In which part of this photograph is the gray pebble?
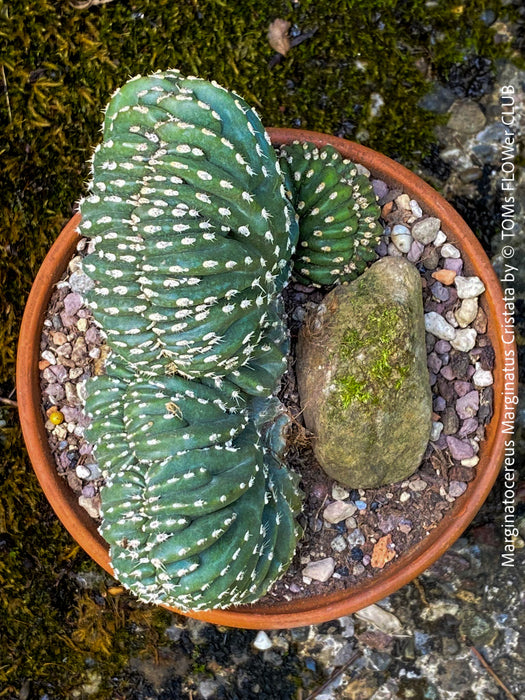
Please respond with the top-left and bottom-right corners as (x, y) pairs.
(347, 528), (365, 547)
(412, 217), (441, 244)
(330, 535), (348, 553)
(425, 312), (457, 340)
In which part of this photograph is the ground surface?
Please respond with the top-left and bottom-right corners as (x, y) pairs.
(1, 1), (524, 698)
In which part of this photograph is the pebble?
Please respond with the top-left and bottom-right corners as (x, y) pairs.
(407, 240), (424, 263)
(448, 481), (468, 498)
(431, 281), (449, 302)
(431, 421), (444, 441)
(330, 535), (348, 552)
(355, 500), (367, 510)
(411, 217), (441, 244)
(422, 245), (440, 270)
(455, 276), (485, 299)
(444, 257), (463, 274)
(63, 292), (83, 317)
(355, 604), (405, 636)
(447, 100), (487, 134)
(440, 243), (461, 258)
(446, 436), (475, 460)
(461, 455), (480, 467)
(347, 528), (365, 546)
(399, 491), (411, 503)
(456, 390), (480, 419)
(41, 350), (56, 365)
(434, 230), (447, 247)
(395, 194), (411, 210)
(409, 199), (423, 218)
(455, 297), (478, 327)
(432, 269), (456, 285)
(372, 179), (389, 199)
(427, 352), (442, 374)
(253, 631), (273, 651)
(78, 495), (101, 519)
(472, 363), (493, 387)
(302, 557), (335, 582)
(323, 500), (357, 523)
(458, 417), (478, 437)
(69, 270), (94, 294)
(332, 484), (350, 500)
(450, 328), (477, 352)
(434, 339), (451, 354)
(425, 312), (457, 340)
(408, 479), (427, 492)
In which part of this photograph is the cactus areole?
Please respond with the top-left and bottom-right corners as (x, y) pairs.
(78, 70), (381, 612)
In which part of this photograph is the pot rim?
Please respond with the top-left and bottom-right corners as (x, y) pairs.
(17, 128), (515, 629)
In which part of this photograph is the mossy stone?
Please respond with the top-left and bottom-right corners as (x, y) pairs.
(296, 257), (432, 488)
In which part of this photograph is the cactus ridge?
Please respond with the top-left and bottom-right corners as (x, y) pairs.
(279, 141), (381, 286)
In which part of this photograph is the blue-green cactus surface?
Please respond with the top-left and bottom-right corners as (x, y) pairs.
(79, 70), (381, 611)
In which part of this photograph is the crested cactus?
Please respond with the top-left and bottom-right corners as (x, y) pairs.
(79, 70), (302, 611)
(78, 70), (383, 612)
(280, 141), (381, 286)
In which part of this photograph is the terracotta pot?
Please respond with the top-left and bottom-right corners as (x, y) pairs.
(17, 129), (515, 629)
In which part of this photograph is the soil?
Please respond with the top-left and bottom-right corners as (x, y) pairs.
(39, 180), (494, 609)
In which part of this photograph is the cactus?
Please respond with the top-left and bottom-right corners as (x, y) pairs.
(78, 70), (383, 612)
(280, 141), (381, 287)
(79, 70), (302, 611)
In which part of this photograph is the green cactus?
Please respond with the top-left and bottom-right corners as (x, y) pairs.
(79, 71), (303, 611)
(78, 71), (384, 612)
(280, 141), (381, 287)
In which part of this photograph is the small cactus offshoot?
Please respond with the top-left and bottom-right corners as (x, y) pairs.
(280, 141), (381, 287)
(78, 70), (382, 612)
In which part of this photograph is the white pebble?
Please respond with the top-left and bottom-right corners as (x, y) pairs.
(41, 350), (56, 365)
(431, 421), (444, 442)
(461, 456), (480, 467)
(395, 194), (411, 210)
(472, 363), (493, 387)
(440, 243), (461, 258)
(391, 231), (413, 253)
(455, 276), (485, 299)
(424, 312), (457, 340)
(450, 328), (477, 352)
(253, 631), (273, 651)
(399, 491), (411, 503)
(408, 479), (427, 492)
(455, 298), (478, 328)
(410, 200), (423, 218)
(434, 230), (447, 247)
(76, 464), (92, 480)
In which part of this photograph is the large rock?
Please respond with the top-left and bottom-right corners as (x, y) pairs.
(296, 257), (432, 488)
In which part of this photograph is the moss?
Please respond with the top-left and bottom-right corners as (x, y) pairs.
(335, 304), (410, 407)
